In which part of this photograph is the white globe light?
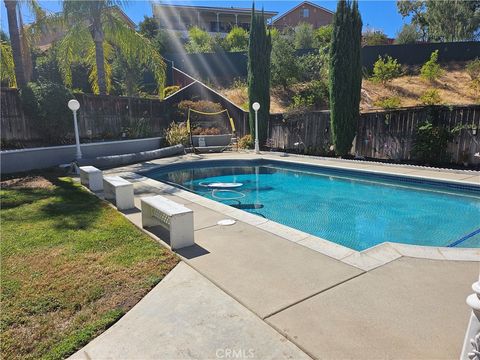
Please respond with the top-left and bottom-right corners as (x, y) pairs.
(252, 102), (260, 111)
(68, 99), (80, 111)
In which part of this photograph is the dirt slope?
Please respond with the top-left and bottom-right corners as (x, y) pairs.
(217, 63), (479, 113)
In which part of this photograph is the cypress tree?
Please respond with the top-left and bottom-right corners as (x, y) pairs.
(247, 5), (272, 145)
(329, 0), (362, 156)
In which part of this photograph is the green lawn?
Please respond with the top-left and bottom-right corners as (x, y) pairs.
(0, 176), (179, 360)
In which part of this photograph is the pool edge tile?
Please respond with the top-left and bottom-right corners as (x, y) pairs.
(257, 221), (311, 243)
(391, 243), (446, 260)
(439, 247), (480, 261)
(297, 236), (355, 260)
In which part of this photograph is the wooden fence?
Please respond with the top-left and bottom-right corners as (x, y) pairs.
(0, 80), (248, 148)
(268, 111), (331, 153)
(268, 105), (480, 165)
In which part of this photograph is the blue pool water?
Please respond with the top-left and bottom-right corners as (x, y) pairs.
(144, 160), (480, 251)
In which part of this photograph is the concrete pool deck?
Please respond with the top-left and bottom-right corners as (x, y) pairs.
(74, 152), (479, 359)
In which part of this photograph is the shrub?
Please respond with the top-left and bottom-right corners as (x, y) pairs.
(374, 96), (401, 109)
(224, 26), (249, 52)
(412, 121), (452, 164)
(20, 81), (74, 143)
(466, 58), (480, 81)
(291, 80), (328, 110)
(185, 26), (214, 53)
(163, 85), (180, 98)
(289, 94), (315, 110)
(238, 134), (253, 149)
(175, 100), (223, 120)
(191, 127), (221, 135)
(294, 22), (314, 49)
(313, 25), (333, 49)
(420, 89), (442, 105)
(371, 55), (401, 85)
(466, 58), (480, 95)
(164, 122), (189, 146)
(362, 29), (389, 46)
(420, 50), (443, 82)
(122, 117), (153, 138)
(297, 51), (328, 83)
(271, 35), (298, 87)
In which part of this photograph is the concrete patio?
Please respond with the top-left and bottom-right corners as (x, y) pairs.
(72, 152), (479, 359)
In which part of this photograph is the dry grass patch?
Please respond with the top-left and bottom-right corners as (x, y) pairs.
(217, 62), (479, 113)
(1, 176), (178, 359)
(362, 63), (479, 110)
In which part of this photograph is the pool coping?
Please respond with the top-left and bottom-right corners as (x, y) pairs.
(108, 152), (479, 270)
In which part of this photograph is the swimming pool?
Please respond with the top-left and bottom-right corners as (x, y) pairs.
(143, 159), (480, 251)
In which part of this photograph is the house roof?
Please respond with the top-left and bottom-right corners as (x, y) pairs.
(272, 1), (334, 24)
(152, 3), (278, 18)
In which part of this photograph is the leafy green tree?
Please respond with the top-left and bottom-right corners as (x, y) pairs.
(33, 45), (63, 84)
(426, 0), (480, 41)
(20, 81), (74, 143)
(1, 39), (16, 87)
(329, 0), (362, 156)
(395, 23), (421, 44)
(185, 26), (214, 53)
(371, 55), (401, 85)
(111, 50), (143, 97)
(248, 6), (272, 144)
(294, 22), (315, 49)
(313, 25), (333, 49)
(224, 26), (249, 52)
(153, 30), (182, 54)
(53, 1), (165, 96)
(397, 0), (428, 41)
(271, 34), (298, 87)
(397, 0), (480, 42)
(362, 29), (389, 46)
(139, 15), (159, 39)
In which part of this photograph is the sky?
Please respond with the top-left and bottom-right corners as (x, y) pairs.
(1, 0), (408, 38)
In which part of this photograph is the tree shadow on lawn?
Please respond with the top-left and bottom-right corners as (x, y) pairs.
(38, 177), (104, 231)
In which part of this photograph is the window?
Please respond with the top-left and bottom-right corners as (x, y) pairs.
(302, 8), (309, 18)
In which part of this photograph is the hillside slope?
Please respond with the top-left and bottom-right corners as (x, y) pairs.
(217, 63), (479, 113)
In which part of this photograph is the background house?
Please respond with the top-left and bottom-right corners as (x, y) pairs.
(273, 1), (334, 30)
(152, 3), (277, 38)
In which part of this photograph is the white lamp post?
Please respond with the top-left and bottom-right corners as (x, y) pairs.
(252, 102), (260, 154)
(68, 99), (82, 160)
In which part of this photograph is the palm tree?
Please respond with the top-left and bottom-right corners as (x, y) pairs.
(4, 0), (45, 87)
(4, 0), (25, 87)
(55, 0), (165, 96)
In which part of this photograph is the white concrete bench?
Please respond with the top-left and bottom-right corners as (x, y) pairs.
(141, 195), (194, 250)
(79, 166), (103, 191)
(103, 176), (134, 210)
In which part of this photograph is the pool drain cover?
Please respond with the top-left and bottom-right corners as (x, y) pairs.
(217, 219), (236, 226)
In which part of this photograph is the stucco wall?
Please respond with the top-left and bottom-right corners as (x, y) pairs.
(1, 137), (163, 174)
